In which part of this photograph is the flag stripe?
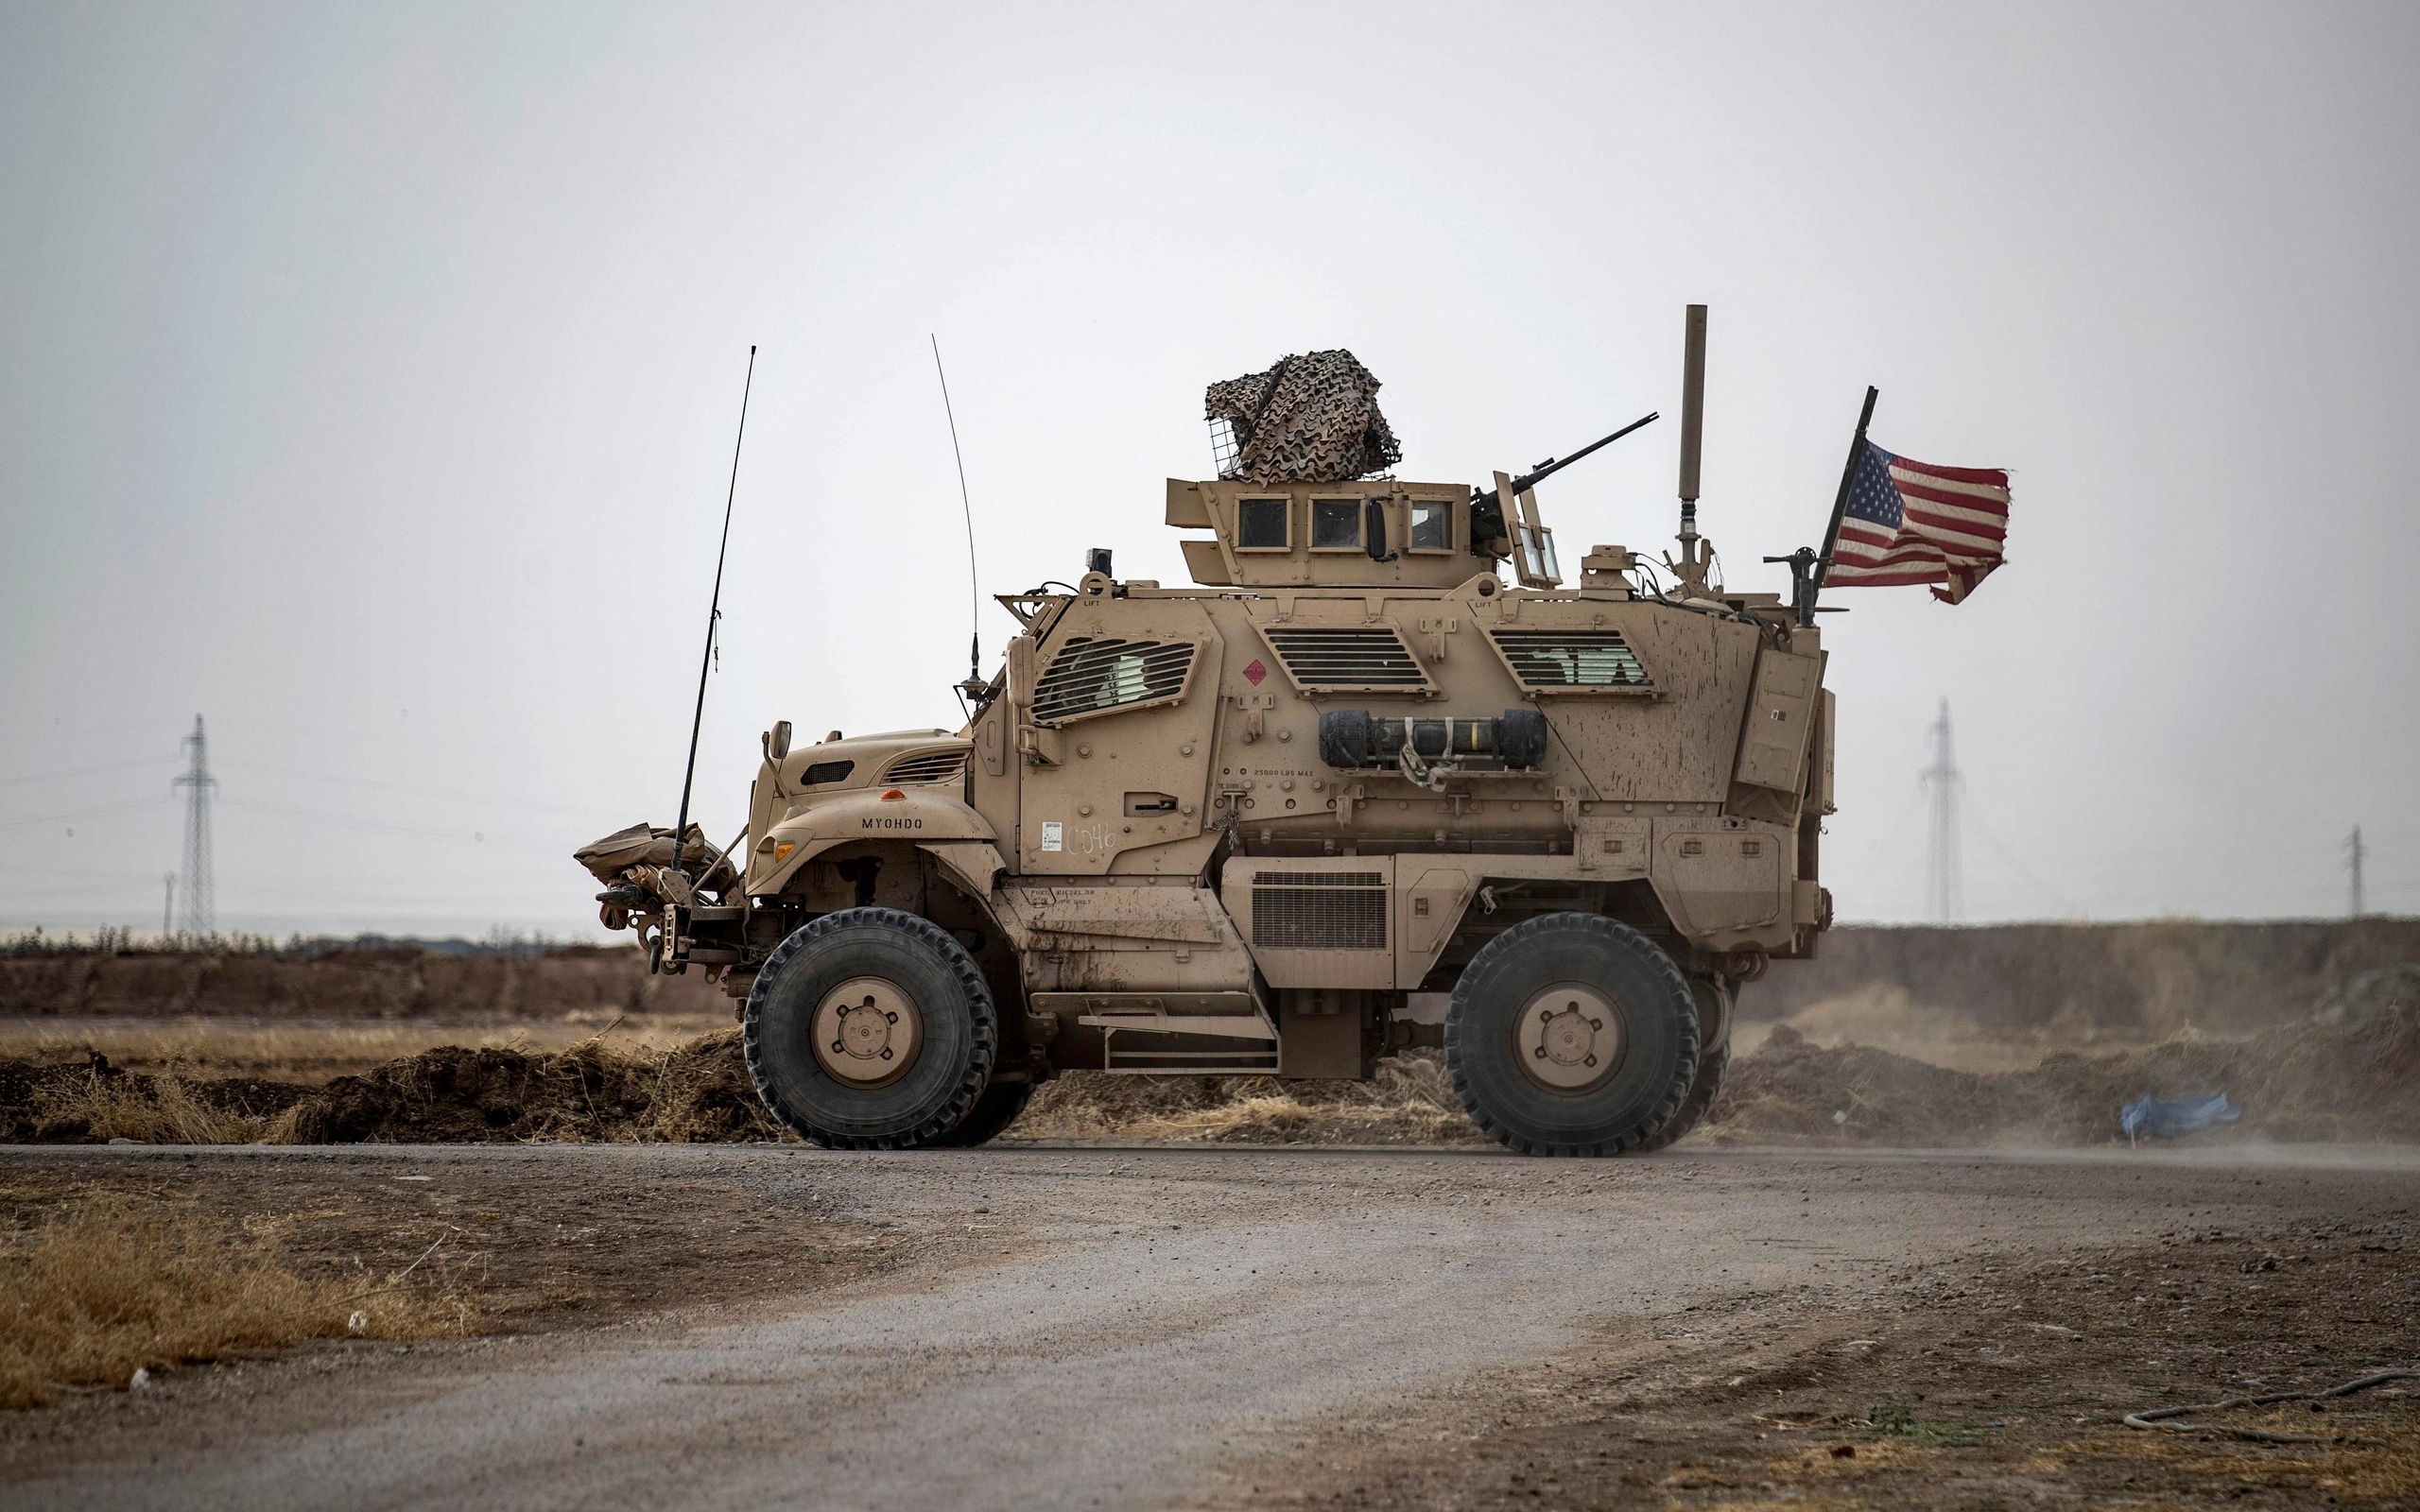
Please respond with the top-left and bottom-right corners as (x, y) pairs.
(1889, 459), (2009, 488)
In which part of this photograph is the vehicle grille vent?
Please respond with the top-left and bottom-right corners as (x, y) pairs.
(1260, 627), (1432, 693)
(882, 748), (968, 785)
(1032, 638), (1198, 725)
(1251, 870), (1387, 951)
(1488, 629), (1653, 691)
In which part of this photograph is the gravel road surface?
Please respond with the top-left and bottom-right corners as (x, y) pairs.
(6, 1143), (2415, 1510)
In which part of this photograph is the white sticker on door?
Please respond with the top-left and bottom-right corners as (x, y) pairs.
(1041, 820), (1063, 852)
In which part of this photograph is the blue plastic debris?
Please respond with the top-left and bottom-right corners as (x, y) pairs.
(2121, 1092), (2240, 1143)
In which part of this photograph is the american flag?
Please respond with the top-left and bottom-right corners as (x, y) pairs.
(1826, 440), (2010, 604)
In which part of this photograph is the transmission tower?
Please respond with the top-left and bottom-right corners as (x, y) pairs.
(2348, 825), (2366, 918)
(1921, 698), (1963, 922)
(172, 715), (217, 938)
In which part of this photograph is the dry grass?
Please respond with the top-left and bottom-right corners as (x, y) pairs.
(1013, 1051), (1488, 1145)
(29, 1066), (275, 1144)
(0, 1197), (478, 1409)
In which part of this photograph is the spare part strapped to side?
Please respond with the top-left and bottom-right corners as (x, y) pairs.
(577, 311), (1839, 1156)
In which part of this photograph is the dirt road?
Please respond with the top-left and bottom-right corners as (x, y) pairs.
(6, 1143), (2417, 1509)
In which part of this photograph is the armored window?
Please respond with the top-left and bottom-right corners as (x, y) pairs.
(1408, 500), (1452, 552)
(1310, 498), (1362, 550)
(1515, 524), (1560, 586)
(1030, 637), (1199, 725)
(1258, 624), (1435, 694)
(1236, 497), (1290, 551)
(1487, 629), (1654, 694)
(801, 760), (856, 785)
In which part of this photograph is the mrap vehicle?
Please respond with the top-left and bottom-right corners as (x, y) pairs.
(578, 316), (1836, 1156)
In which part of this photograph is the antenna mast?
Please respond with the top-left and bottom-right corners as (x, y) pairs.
(1921, 699), (1963, 923)
(930, 335), (987, 707)
(1670, 304), (1716, 597)
(671, 346), (757, 881)
(172, 714), (216, 938)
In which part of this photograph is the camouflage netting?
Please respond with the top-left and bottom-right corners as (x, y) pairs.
(1205, 350), (1401, 484)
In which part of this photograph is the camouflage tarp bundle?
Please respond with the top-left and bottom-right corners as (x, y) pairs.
(1205, 349), (1402, 483)
(574, 822), (732, 929)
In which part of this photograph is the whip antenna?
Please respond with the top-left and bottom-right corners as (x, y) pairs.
(671, 345), (757, 880)
(930, 335), (987, 708)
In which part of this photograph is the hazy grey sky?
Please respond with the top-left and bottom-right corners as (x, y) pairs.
(4, 2), (2415, 936)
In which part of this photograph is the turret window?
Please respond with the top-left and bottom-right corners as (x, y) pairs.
(1236, 497), (1290, 551)
(1310, 498), (1363, 550)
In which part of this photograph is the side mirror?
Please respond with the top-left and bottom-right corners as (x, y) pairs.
(1364, 498), (1397, 562)
(1006, 635), (1038, 713)
(766, 721), (793, 762)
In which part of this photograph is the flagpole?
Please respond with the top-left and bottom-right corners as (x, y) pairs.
(1807, 386), (1879, 618)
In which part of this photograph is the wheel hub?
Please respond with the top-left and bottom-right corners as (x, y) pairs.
(1515, 984), (1623, 1092)
(811, 976), (923, 1088)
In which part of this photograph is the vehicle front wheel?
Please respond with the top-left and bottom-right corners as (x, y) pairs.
(742, 907), (996, 1150)
(1444, 911), (1699, 1157)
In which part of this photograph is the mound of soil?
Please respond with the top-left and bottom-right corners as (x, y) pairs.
(283, 1032), (784, 1143)
(0, 946), (726, 1022)
(1708, 1001), (2420, 1146)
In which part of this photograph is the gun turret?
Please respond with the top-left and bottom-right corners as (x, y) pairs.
(1467, 411), (1659, 556)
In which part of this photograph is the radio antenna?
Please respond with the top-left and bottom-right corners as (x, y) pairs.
(670, 344), (757, 882)
(930, 335), (987, 709)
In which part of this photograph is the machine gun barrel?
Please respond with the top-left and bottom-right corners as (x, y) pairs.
(1471, 411), (1659, 506)
(1468, 411), (1658, 557)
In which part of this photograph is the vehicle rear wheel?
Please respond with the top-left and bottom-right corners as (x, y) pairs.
(927, 1080), (1033, 1147)
(1444, 911), (1699, 1157)
(1634, 1040), (1730, 1152)
(742, 907), (995, 1150)
(1637, 975), (1732, 1152)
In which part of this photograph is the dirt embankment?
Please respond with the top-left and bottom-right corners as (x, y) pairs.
(8, 1003), (2420, 1149)
(0, 946), (725, 1022)
(1746, 918), (2420, 1037)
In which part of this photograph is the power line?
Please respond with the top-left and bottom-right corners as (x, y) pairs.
(0, 753), (180, 788)
(0, 796), (179, 833)
(212, 758), (608, 816)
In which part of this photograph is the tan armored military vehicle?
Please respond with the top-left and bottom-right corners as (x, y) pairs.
(579, 314), (1836, 1155)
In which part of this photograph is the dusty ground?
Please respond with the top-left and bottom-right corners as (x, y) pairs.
(0, 1143), (2413, 1509)
(1202, 1199), (2420, 1509)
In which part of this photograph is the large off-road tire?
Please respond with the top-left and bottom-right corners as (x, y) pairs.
(1444, 912), (1700, 1157)
(1634, 1041), (1731, 1152)
(742, 908), (996, 1150)
(927, 1080), (1033, 1148)
(1636, 977), (1733, 1153)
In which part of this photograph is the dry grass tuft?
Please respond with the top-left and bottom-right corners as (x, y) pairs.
(32, 1066), (272, 1144)
(0, 1198), (477, 1409)
(1014, 1051), (1488, 1145)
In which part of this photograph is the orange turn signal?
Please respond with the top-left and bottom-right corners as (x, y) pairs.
(880, 789), (906, 801)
